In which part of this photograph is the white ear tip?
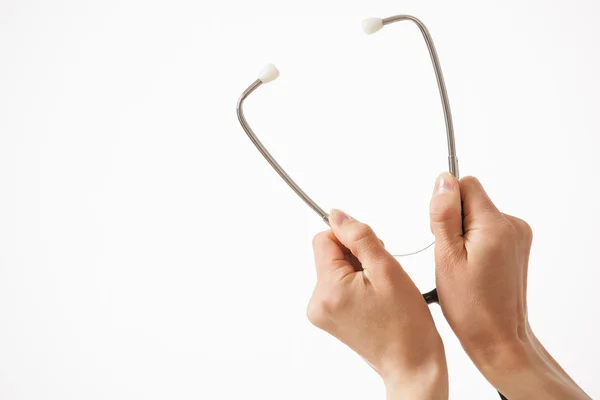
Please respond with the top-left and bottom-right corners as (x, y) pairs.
(362, 17), (383, 35)
(258, 64), (280, 84)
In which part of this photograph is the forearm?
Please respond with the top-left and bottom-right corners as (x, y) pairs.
(529, 333), (591, 399)
(471, 336), (590, 400)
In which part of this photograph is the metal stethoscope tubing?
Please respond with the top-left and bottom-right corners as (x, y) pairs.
(237, 15), (459, 305)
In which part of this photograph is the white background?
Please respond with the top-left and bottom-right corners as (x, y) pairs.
(1, 0), (599, 399)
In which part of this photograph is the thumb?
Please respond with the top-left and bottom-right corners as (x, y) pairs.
(429, 172), (465, 260)
(328, 209), (387, 266)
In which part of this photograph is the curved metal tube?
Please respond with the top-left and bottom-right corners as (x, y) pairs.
(237, 79), (330, 224)
(382, 14), (459, 178)
(236, 15), (459, 306)
(374, 15), (460, 305)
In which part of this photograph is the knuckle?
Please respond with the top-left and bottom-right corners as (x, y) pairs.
(430, 199), (458, 223)
(320, 288), (347, 315)
(516, 219), (533, 243)
(522, 223), (533, 244)
(306, 285), (347, 328)
(496, 216), (517, 237)
(502, 214), (533, 244)
(348, 224), (381, 257)
(459, 176), (482, 190)
(306, 297), (326, 328)
(376, 257), (403, 280)
(347, 223), (374, 245)
(312, 231), (329, 250)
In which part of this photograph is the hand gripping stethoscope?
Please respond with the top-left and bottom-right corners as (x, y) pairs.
(237, 15), (507, 400)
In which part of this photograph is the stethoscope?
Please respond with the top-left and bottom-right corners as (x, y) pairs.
(237, 14), (505, 400)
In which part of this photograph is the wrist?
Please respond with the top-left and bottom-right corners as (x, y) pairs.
(382, 352), (448, 400)
(471, 336), (589, 400)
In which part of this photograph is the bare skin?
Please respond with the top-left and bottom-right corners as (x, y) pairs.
(430, 173), (591, 400)
(307, 173), (591, 399)
(308, 209), (448, 400)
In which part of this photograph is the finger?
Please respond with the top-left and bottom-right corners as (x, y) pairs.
(312, 230), (355, 279)
(328, 209), (389, 267)
(459, 176), (502, 222)
(429, 172), (465, 261)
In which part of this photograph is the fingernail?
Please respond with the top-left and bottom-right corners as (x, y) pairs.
(433, 172), (455, 196)
(330, 209), (353, 226)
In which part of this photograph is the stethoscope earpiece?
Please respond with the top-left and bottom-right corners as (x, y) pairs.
(361, 17), (384, 35)
(258, 64), (280, 84)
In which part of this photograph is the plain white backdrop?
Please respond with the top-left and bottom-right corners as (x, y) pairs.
(1, 0), (599, 398)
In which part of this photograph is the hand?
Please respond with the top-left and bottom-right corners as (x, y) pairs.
(308, 209), (448, 400)
(429, 173), (590, 399)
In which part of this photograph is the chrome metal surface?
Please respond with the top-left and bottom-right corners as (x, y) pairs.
(237, 79), (330, 225)
(382, 14), (459, 179)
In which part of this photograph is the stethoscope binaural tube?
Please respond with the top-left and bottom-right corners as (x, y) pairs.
(360, 15), (462, 305)
(237, 15), (458, 306)
(363, 15), (459, 178)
